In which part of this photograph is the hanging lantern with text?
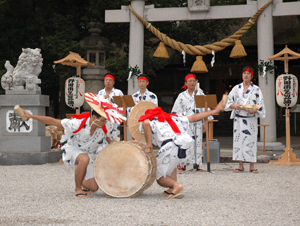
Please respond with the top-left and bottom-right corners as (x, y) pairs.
(276, 74), (298, 108)
(65, 77), (85, 108)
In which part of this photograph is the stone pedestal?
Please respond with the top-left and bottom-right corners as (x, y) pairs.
(0, 94), (60, 165)
(82, 67), (106, 111)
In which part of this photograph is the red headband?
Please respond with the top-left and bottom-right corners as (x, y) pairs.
(185, 74), (196, 81)
(182, 74), (196, 89)
(243, 68), (253, 75)
(138, 77), (149, 82)
(139, 107), (181, 134)
(104, 74), (115, 80)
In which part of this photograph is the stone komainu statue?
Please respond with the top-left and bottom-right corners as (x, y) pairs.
(1, 48), (43, 91)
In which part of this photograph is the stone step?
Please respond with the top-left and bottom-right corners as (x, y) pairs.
(0, 151), (60, 165)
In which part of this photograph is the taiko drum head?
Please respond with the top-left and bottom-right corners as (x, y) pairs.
(94, 141), (156, 198)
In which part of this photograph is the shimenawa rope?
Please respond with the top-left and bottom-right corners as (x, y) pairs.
(128, 0), (274, 56)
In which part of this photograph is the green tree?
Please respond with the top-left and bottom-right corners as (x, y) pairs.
(99, 0), (244, 86)
(0, 0), (264, 116)
(0, 0), (90, 117)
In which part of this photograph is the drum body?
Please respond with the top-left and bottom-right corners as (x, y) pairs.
(94, 141), (156, 198)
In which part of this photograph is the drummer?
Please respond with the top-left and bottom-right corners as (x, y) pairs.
(97, 72), (124, 140)
(20, 93), (126, 198)
(139, 98), (226, 200)
(128, 74), (158, 114)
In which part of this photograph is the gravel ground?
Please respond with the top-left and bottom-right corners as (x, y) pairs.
(1, 162), (299, 226)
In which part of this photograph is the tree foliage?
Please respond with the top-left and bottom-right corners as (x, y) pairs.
(0, 0), (246, 78)
(105, 46), (168, 82)
(102, 0), (244, 85)
(0, 0), (262, 113)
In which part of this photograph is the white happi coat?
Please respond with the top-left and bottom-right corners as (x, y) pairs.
(128, 89), (158, 114)
(97, 87), (124, 139)
(61, 117), (113, 166)
(171, 89), (213, 166)
(140, 116), (193, 179)
(225, 83), (266, 162)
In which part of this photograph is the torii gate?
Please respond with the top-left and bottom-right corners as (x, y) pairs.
(105, 0), (300, 143)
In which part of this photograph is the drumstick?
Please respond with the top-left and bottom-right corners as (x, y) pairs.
(144, 148), (151, 153)
(220, 94), (228, 112)
(222, 94), (228, 105)
(114, 137), (120, 142)
(14, 105), (28, 121)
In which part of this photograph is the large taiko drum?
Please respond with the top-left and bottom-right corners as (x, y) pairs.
(94, 141), (156, 198)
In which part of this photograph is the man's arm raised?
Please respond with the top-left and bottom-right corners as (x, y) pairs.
(22, 109), (63, 129)
(187, 100), (225, 123)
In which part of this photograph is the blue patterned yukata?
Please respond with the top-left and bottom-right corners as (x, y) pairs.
(97, 87), (124, 139)
(172, 89), (213, 166)
(127, 89), (158, 114)
(225, 83), (266, 162)
(61, 117), (113, 169)
(139, 116), (193, 179)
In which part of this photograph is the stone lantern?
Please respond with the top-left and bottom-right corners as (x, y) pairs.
(79, 27), (116, 110)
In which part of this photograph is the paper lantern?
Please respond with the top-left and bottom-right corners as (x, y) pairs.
(65, 77), (85, 108)
(276, 74), (298, 108)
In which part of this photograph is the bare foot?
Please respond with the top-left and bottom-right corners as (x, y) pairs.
(250, 168), (259, 173)
(172, 182), (183, 194)
(81, 186), (93, 194)
(233, 168), (244, 173)
(167, 183), (184, 200)
(161, 189), (173, 196)
(73, 192), (90, 198)
(177, 166), (186, 172)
